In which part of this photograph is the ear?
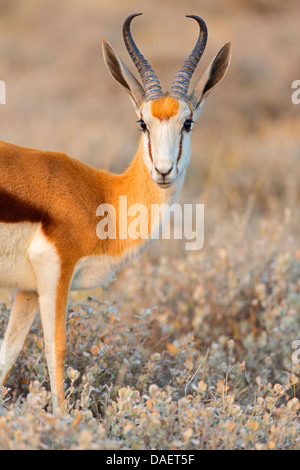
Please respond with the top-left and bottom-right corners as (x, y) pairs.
(102, 39), (145, 114)
(189, 42), (231, 117)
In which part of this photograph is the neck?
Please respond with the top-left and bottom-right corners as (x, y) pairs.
(119, 138), (181, 205)
(95, 137), (185, 257)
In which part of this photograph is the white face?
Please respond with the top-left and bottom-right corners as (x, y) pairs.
(139, 97), (194, 188)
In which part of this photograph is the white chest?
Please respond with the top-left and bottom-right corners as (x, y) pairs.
(71, 243), (145, 290)
(71, 255), (116, 290)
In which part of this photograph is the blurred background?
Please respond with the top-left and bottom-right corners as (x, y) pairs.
(1, 1), (300, 442)
(0, 0), (299, 304)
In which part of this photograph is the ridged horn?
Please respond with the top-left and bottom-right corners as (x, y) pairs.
(123, 13), (163, 102)
(170, 15), (208, 101)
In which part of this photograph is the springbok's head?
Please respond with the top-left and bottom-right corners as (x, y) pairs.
(102, 13), (231, 188)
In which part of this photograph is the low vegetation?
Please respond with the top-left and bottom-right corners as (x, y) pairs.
(1, 218), (300, 449)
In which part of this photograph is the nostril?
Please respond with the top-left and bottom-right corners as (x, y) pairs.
(155, 165), (174, 177)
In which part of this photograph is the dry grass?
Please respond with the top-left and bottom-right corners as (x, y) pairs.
(0, 0), (300, 450)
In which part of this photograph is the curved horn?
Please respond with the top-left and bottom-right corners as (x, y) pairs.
(123, 13), (163, 102)
(170, 15), (208, 101)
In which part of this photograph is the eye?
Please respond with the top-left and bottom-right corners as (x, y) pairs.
(183, 119), (193, 132)
(138, 119), (147, 132)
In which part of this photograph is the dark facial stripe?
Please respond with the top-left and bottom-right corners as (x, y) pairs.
(0, 188), (51, 225)
(177, 106), (193, 167)
(147, 130), (153, 163)
(176, 133), (184, 165)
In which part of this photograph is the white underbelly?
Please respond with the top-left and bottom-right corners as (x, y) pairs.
(0, 222), (39, 290)
(0, 223), (146, 292)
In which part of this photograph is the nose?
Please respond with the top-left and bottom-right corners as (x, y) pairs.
(154, 164), (174, 178)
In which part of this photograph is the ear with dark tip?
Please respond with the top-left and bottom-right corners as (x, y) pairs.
(189, 42), (231, 114)
(102, 39), (145, 112)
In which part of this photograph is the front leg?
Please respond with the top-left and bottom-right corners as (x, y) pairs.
(37, 272), (71, 414)
(28, 229), (73, 414)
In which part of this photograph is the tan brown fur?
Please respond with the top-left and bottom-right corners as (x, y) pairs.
(0, 139), (172, 266)
(0, 138), (173, 412)
(151, 96), (179, 121)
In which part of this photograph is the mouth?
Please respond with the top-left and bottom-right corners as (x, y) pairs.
(155, 181), (173, 189)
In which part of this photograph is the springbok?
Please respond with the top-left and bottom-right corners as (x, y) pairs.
(0, 13), (231, 413)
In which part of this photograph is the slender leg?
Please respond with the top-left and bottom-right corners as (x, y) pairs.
(28, 228), (73, 414)
(37, 274), (71, 414)
(0, 290), (39, 386)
